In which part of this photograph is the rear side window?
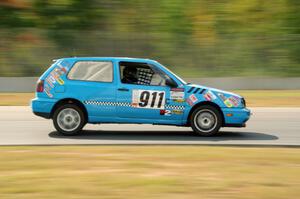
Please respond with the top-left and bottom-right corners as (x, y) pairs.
(68, 61), (113, 82)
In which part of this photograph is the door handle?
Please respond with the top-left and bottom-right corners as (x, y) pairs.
(118, 88), (129, 92)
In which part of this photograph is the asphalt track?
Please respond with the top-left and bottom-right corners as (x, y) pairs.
(0, 106), (299, 146)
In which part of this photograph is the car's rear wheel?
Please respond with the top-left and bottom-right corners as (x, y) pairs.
(53, 104), (86, 136)
(190, 105), (222, 136)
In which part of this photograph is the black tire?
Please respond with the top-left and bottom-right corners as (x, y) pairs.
(53, 104), (86, 136)
(190, 105), (223, 136)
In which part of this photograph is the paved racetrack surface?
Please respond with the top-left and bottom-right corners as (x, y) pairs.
(0, 106), (299, 146)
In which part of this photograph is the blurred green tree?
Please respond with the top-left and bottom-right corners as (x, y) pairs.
(0, 0), (299, 77)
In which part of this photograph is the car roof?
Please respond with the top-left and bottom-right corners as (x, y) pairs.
(55, 57), (156, 63)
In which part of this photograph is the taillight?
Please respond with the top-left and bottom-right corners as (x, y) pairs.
(36, 80), (44, 92)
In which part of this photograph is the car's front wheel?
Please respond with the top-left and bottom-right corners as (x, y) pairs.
(53, 104), (86, 136)
(190, 105), (222, 136)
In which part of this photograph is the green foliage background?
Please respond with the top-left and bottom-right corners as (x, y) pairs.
(0, 0), (299, 77)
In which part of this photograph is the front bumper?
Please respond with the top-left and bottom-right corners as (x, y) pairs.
(33, 111), (51, 119)
(222, 108), (251, 127)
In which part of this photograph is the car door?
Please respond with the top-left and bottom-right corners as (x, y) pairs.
(116, 61), (185, 123)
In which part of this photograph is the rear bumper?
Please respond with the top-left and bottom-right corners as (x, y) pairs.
(31, 98), (56, 119)
(222, 108), (251, 127)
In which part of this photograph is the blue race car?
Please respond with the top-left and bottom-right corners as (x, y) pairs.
(31, 57), (250, 136)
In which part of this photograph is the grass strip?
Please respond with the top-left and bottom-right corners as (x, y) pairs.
(0, 146), (299, 199)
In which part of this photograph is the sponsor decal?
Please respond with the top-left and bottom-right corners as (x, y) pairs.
(228, 96), (240, 107)
(224, 99), (233, 108)
(204, 91), (217, 101)
(217, 92), (241, 108)
(217, 93), (227, 101)
(173, 99), (185, 103)
(43, 62), (69, 98)
(131, 102), (138, 107)
(54, 68), (63, 76)
(186, 94), (198, 106)
(171, 88), (184, 92)
(186, 98), (193, 106)
(57, 62), (68, 73)
(50, 70), (64, 85)
(172, 109), (183, 115)
(45, 76), (55, 88)
(170, 90), (184, 100)
(132, 89), (165, 109)
(204, 94), (211, 101)
(44, 84), (53, 98)
(160, 110), (171, 116)
(170, 87), (184, 100)
(189, 94), (198, 103)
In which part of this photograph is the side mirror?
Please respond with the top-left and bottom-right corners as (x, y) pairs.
(165, 78), (178, 88)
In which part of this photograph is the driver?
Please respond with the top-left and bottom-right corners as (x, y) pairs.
(122, 66), (138, 84)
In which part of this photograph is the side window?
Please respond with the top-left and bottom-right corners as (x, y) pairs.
(119, 61), (169, 86)
(68, 61), (113, 82)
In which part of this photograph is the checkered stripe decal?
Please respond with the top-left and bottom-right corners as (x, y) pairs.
(165, 105), (185, 110)
(84, 100), (185, 110)
(84, 101), (131, 107)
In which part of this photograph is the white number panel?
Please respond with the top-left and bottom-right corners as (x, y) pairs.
(132, 90), (165, 109)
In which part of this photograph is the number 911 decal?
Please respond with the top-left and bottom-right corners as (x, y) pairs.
(132, 90), (165, 109)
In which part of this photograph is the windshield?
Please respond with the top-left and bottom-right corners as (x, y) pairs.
(158, 63), (187, 85)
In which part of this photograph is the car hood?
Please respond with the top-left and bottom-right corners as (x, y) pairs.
(184, 84), (244, 108)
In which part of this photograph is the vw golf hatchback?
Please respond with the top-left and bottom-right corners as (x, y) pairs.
(31, 57), (250, 136)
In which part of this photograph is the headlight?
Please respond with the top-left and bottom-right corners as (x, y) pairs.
(241, 98), (246, 107)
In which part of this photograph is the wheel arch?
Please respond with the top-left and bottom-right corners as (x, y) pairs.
(187, 101), (225, 126)
(50, 98), (88, 121)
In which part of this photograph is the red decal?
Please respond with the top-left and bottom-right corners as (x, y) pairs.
(186, 98), (194, 106)
(171, 88), (184, 92)
(204, 93), (212, 101)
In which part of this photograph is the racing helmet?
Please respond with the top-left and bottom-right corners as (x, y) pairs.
(123, 66), (138, 82)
